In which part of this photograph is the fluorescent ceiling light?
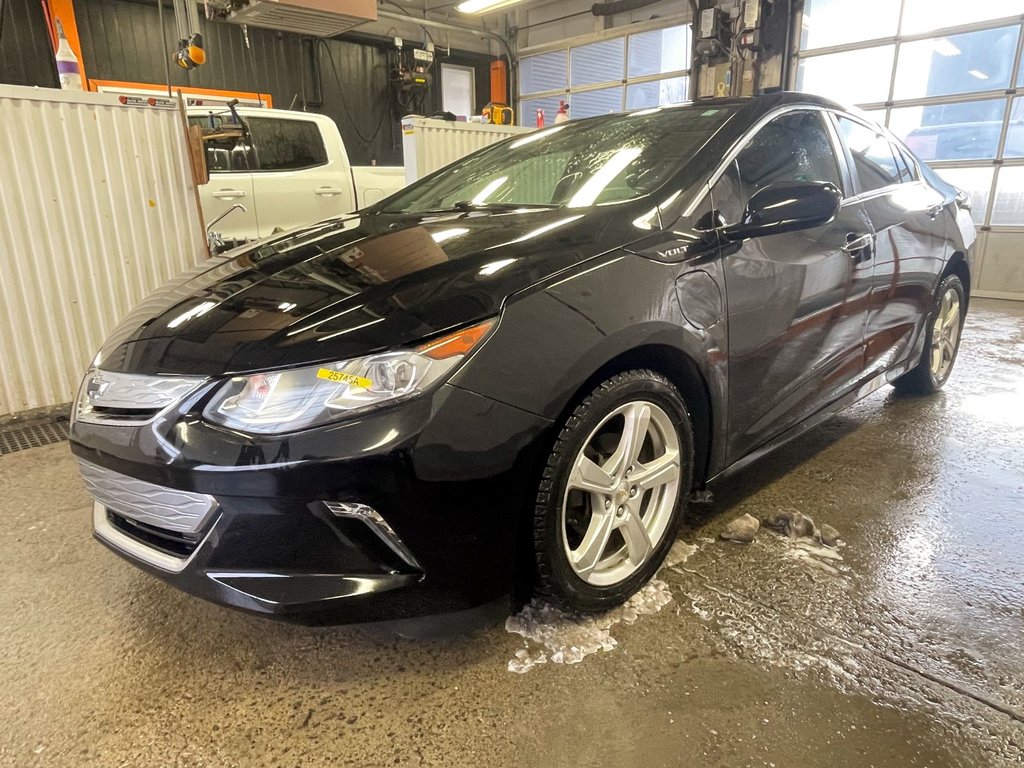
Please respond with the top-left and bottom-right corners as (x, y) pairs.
(456, 0), (526, 13)
(932, 39), (961, 57)
(968, 69), (989, 80)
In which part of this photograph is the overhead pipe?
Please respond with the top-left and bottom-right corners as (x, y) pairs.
(376, 9), (514, 62)
(591, 0), (665, 15)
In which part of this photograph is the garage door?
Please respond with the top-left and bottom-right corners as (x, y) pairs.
(794, 0), (1024, 300)
(518, 23), (691, 126)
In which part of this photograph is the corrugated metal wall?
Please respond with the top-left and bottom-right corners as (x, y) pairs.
(0, 85), (206, 417)
(0, 0), (59, 87)
(401, 117), (531, 183)
(71, 0), (494, 167)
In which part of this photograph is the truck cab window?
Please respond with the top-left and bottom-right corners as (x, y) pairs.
(187, 115), (254, 173)
(247, 117), (328, 171)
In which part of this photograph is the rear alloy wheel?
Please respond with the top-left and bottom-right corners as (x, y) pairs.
(894, 274), (966, 395)
(533, 370), (693, 612)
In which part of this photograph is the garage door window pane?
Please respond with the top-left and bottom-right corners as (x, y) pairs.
(628, 26), (689, 77)
(900, 0), (1023, 36)
(248, 118), (327, 171)
(570, 87), (623, 119)
(570, 39), (625, 87)
(936, 167), (993, 225)
(800, 0), (900, 50)
(520, 50), (567, 95)
(625, 77), (688, 110)
(797, 46), (895, 105)
(893, 26), (1020, 100)
(992, 166), (1024, 225)
(1006, 97), (1024, 158)
(889, 99), (1007, 162)
(519, 95), (562, 127)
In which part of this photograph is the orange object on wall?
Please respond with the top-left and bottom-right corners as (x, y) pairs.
(490, 59), (508, 105)
(46, 0), (89, 89)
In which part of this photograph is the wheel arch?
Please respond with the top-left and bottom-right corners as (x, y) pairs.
(942, 251), (971, 306)
(549, 344), (716, 489)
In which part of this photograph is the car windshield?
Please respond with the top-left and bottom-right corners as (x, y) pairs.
(380, 105), (739, 214)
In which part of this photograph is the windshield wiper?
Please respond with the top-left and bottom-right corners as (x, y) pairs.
(380, 201), (562, 215)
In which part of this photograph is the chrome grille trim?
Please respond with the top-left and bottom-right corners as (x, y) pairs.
(323, 501), (422, 570)
(75, 370), (207, 426)
(93, 502), (191, 572)
(78, 460), (216, 534)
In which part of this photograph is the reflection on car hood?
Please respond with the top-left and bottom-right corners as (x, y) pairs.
(97, 208), (639, 376)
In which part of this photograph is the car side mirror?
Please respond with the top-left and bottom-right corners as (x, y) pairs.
(720, 181), (842, 242)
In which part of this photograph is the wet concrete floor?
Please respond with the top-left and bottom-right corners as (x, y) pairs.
(1, 298), (1022, 767)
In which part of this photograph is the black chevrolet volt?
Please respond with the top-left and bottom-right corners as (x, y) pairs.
(71, 93), (975, 625)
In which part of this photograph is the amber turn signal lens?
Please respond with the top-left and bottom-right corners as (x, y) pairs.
(417, 319), (495, 360)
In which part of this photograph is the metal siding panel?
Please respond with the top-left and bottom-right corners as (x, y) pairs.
(0, 85), (205, 417)
(401, 117), (531, 183)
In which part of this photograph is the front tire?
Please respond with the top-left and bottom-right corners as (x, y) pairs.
(894, 274), (966, 395)
(532, 370), (694, 612)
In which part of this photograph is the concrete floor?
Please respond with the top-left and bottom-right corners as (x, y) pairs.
(1, 299), (1022, 768)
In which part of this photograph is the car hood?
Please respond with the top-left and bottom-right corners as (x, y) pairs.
(96, 207), (643, 376)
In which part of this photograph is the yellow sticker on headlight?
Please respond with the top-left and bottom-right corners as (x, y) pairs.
(316, 369), (372, 388)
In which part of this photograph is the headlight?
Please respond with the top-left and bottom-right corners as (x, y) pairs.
(202, 318), (495, 434)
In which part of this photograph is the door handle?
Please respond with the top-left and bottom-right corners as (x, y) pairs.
(842, 232), (874, 263)
(212, 188), (247, 200)
(314, 186), (345, 197)
(926, 203), (943, 219)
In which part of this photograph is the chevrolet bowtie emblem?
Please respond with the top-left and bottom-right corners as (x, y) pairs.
(86, 375), (112, 401)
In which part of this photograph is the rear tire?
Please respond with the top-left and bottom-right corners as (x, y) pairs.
(532, 370), (694, 613)
(894, 274), (966, 395)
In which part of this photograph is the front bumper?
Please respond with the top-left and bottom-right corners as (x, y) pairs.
(70, 383), (551, 624)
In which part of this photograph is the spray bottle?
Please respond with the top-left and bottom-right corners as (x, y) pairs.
(54, 19), (83, 90)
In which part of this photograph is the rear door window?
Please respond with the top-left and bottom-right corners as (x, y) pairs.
(187, 115), (255, 173)
(836, 116), (901, 192)
(247, 117), (328, 171)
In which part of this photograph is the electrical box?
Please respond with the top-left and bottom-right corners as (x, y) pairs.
(698, 8), (726, 40)
(742, 0), (761, 29)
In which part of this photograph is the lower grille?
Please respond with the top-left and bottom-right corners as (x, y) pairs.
(77, 460), (216, 534)
(107, 510), (201, 558)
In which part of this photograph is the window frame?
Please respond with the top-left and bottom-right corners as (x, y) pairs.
(830, 112), (906, 196)
(732, 109), (847, 200)
(440, 63), (477, 118)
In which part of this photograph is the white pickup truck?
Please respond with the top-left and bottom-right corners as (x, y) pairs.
(188, 107), (405, 245)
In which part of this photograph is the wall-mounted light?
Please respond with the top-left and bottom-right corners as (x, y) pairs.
(456, 0), (527, 14)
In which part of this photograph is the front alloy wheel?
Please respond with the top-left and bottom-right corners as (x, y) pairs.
(533, 370), (694, 612)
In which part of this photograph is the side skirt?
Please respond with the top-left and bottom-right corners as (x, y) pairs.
(706, 359), (913, 488)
